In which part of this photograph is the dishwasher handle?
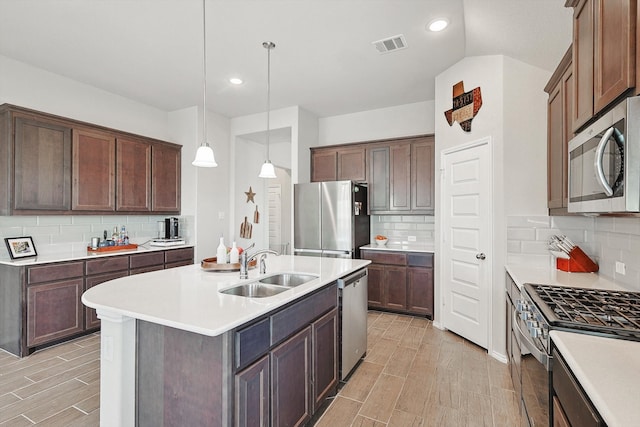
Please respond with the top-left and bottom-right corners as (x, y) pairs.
(337, 269), (367, 289)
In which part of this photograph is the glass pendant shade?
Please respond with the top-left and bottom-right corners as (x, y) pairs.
(258, 160), (276, 178)
(192, 144), (217, 167)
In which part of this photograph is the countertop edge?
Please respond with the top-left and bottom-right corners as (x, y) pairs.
(360, 244), (434, 253)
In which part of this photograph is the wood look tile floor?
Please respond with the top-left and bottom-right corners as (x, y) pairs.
(315, 311), (521, 427)
(0, 312), (520, 426)
(0, 333), (100, 426)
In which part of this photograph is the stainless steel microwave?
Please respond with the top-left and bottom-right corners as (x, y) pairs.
(568, 96), (640, 214)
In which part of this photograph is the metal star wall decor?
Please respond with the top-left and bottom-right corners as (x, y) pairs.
(244, 186), (256, 203)
(444, 81), (483, 132)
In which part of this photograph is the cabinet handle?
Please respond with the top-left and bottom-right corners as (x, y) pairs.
(476, 253), (486, 260)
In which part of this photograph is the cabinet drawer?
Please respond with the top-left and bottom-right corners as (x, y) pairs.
(360, 250), (406, 266)
(165, 247), (194, 264)
(235, 317), (271, 370)
(86, 255), (129, 275)
(27, 261), (84, 285)
(130, 252), (164, 269)
(271, 284), (337, 346)
(407, 253), (433, 268)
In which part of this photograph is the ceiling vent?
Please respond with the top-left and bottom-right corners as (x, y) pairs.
(372, 34), (408, 54)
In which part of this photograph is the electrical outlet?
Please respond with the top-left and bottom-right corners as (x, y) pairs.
(218, 211), (225, 220)
(616, 261), (626, 275)
(408, 235), (417, 242)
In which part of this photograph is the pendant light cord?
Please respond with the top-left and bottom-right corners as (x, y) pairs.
(264, 41), (275, 160)
(202, 0), (207, 147)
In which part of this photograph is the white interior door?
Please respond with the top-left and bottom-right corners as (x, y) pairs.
(441, 139), (491, 349)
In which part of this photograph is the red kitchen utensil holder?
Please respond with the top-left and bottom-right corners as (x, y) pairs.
(556, 246), (599, 273)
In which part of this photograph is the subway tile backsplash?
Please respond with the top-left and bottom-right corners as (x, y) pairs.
(0, 215), (193, 261)
(508, 214), (640, 290)
(370, 215), (435, 244)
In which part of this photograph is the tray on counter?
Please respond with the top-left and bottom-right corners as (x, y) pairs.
(87, 244), (139, 253)
(201, 257), (256, 272)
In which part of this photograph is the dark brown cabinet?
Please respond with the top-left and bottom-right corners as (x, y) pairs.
(117, 136), (151, 212)
(11, 115), (72, 213)
(72, 128), (116, 211)
(571, 0), (635, 131)
(152, 142), (181, 213)
(545, 47), (573, 213)
(310, 145), (366, 182)
(367, 145), (390, 212)
(271, 326), (312, 427)
(235, 355), (270, 427)
(0, 104), (182, 215)
(389, 143), (411, 212)
(361, 250), (433, 317)
(311, 308), (338, 412)
(0, 247), (194, 356)
(411, 138), (435, 212)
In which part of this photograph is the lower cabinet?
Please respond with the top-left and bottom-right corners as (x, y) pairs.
(234, 286), (339, 427)
(361, 249), (434, 317)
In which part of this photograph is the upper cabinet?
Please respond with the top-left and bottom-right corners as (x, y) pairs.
(545, 47), (574, 213)
(571, 0), (636, 131)
(310, 145), (366, 182)
(0, 104), (181, 216)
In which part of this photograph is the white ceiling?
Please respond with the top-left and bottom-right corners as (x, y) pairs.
(0, 0), (573, 119)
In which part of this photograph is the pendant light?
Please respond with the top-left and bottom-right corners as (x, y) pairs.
(258, 41), (277, 179)
(192, 0), (218, 167)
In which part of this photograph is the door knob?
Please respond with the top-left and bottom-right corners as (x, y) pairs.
(476, 253), (486, 260)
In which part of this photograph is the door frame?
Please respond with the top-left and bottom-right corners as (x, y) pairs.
(438, 136), (494, 352)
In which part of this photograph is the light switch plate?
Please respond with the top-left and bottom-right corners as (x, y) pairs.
(616, 261), (626, 275)
(408, 236), (417, 242)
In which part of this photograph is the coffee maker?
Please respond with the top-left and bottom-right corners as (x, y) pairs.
(164, 217), (179, 239)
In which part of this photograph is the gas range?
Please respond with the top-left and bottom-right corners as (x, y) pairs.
(521, 283), (640, 352)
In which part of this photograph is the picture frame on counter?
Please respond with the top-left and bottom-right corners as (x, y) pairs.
(4, 236), (38, 259)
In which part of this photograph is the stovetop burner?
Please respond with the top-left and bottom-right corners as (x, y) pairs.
(524, 284), (640, 340)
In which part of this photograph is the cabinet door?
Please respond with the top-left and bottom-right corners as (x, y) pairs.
(389, 143), (411, 211)
(85, 270), (129, 330)
(13, 116), (72, 211)
(312, 308), (338, 411)
(271, 326), (312, 427)
(337, 147), (366, 181)
(593, 0), (635, 113)
(27, 279), (84, 346)
(72, 128), (116, 211)
(573, 0), (595, 131)
(116, 136), (151, 211)
(311, 150), (337, 182)
(365, 263), (384, 308)
(367, 146), (390, 212)
(383, 265), (407, 311)
(407, 267), (433, 317)
(152, 143), (181, 213)
(235, 355), (270, 427)
(411, 138), (435, 212)
(553, 396), (571, 427)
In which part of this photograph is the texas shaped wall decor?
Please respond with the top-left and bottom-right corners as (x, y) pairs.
(444, 81), (483, 132)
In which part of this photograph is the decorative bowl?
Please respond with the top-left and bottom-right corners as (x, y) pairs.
(375, 238), (388, 246)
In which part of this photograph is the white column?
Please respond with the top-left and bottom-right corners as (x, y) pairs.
(97, 310), (136, 427)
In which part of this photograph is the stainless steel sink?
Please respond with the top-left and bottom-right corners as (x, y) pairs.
(220, 282), (289, 298)
(258, 273), (318, 287)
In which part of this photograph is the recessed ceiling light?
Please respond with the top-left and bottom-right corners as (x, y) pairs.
(427, 18), (449, 32)
(229, 77), (243, 85)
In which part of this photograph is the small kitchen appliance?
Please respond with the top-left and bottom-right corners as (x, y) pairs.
(165, 217), (179, 239)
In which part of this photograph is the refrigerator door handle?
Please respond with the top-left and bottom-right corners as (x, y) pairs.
(293, 249), (323, 256)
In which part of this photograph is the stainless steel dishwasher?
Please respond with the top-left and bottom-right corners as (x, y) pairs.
(337, 268), (368, 381)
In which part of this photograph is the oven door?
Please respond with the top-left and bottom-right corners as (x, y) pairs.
(513, 311), (550, 427)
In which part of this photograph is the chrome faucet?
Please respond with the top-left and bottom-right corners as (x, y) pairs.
(240, 247), (280, 279)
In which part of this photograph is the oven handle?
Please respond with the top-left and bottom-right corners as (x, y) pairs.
(513, 310), (551, 370)
(594, 126), (615, 197)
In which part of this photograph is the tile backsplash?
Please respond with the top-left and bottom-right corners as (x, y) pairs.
(370, 215), (435, 245)
(508, 214), (640, 290)
(0, 215), (192, 261)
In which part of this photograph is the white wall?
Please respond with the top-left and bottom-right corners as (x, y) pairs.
(434, 55), (550, 361)
(318, 101), (435, 146)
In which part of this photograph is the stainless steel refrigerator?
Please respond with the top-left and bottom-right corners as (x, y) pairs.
(294, 180), (370, 259)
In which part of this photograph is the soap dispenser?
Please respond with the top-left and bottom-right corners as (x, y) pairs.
(230, 241), (240, 264)
(216, 236), (227, 264)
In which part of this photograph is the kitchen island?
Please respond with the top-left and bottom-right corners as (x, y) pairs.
(82, 254), (369, 427)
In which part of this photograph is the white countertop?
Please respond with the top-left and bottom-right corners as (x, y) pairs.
(360, 243), (434, 253)
(0, 243), (193, 266)
(505, 264), (630, 292)
(82, 255), (370, 337)
(551, 330), (640, 427)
